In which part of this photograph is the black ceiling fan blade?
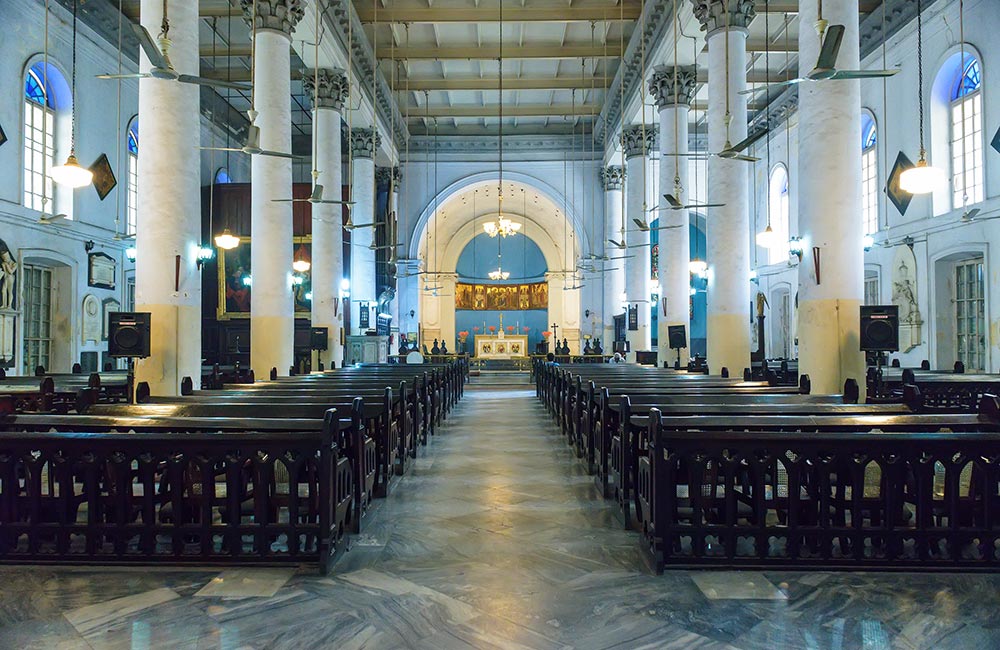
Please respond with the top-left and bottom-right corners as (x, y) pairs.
(829, 69), (900, 80)
(816, 24), (845, 71)
(131, 23), (169, 70)
(687, 202), (726, 209)
(728, 129), (768, 154)
(662, 193), (684, 209)
(632, 218), (650, 231)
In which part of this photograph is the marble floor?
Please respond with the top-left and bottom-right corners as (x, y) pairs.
(2, 384), (1000, 649)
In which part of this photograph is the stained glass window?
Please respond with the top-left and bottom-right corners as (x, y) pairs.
(951, 57), (983, 207)
(24, 70), (50, 107)
(953, 58), (981, 100)
(861, 116), (878, 235)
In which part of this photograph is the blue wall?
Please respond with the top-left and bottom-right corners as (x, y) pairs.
(455, 233), (548, 354)
(650, 223), (707, 357)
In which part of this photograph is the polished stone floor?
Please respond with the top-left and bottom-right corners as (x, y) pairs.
(2, 384), (1000, 649)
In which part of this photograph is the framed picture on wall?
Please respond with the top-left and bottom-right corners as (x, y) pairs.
(217, 237), (312, 320)
(88, 252), (116, 290)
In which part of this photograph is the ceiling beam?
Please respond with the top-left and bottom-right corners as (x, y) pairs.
(378, 44), (615, 60)
(407, 104), (601, 118)
(756, 1), (879, 12)
(202, 45), (255, 57)
(356, 5), (642, 23)
(121, 1), (242, 19)
(402, 76), (612, 91)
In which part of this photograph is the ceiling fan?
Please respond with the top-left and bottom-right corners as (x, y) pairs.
(274, 173), (355, 206)
(98, 19), (250, 92)
(656, 193), (725, 212)
(37, 211), (68, 225)
(631, 219), (684, 233)
(741, 24), (898, 96)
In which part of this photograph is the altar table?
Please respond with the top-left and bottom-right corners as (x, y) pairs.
(474, 334), (528, 359)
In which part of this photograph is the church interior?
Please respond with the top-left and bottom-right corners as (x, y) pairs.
(2, 0), (1000, 647)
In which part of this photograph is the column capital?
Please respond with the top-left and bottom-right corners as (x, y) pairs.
(621, 125), (657, 159)
(303, 68), (349, 111)
(240, 0), (306, 36)
(600, 166), (625, 191)
(690, 0), (756, 35)
(649, 65), (698, 109)
(350, 127), (381, 159)
(375, 166), (402, 190)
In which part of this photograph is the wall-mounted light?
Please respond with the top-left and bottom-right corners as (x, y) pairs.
(305, 292), (313, 301)
(242, 275), (252, 287)
(862, 235), (875, 251)
(292, 275), (305, 286)
(195, 246), (214, 269)
(125, 247), (137, 262)
(292, 244), (311, 273)
(788, 237), (804, 261)
(689, 287), (697, 296)
(749, 269), (758, 283)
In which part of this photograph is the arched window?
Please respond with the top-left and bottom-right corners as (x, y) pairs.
(127, 117), (139, 235)
(951, 56), (983, 207)
(23, 65), (55, 212)
(861, 113), (878, 235)
(215, 167), (231, 184)
(767, 165), (789, 264)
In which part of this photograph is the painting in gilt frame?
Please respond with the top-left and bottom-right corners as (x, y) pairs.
(455, 281), (547, 311)
(217, 237), (312, 320)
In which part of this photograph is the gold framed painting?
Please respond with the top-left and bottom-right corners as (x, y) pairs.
(217, 236), (312, 320)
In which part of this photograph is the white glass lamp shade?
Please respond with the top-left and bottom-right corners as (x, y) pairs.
(214, 229), (240, 250)
(51, 153), (93, 188)
(899, 159), (946, 195)
(689, 259), (708, 275)
(755, 225), (778, 249)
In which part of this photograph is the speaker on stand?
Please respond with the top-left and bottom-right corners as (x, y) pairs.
(109, 312), (151, 403)
(860, 305), (899, 397)
(667, 325), (687, 369)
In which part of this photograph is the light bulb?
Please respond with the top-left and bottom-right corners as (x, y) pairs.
(292, 259), (311, 273)
(51, 153), (93, 188)
(899, 158), (946, 195)
(689, 260), (707, 276)
(755, 225), (778, 249)
(125, 247), (137, 262)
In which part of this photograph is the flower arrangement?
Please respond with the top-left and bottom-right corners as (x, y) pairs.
(488, 326), (496, 333)
(473, 326), (480, 333)
(506, 326), (515, 333)
(457, 331), (469, 342)
(522, 326), (530, 333)
(541, 331), (551, 339)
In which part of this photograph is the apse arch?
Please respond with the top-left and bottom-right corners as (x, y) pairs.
(407, 170), (591, 260)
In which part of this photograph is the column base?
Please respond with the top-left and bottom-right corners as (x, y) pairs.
(134, 303), (202, 397)
(706, 313), (751, 377)
(798, 297), (866, 396)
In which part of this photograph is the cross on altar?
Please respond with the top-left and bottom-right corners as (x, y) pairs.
(550, 323), (559, 339)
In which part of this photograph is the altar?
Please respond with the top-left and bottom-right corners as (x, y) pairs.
(474, 334), (528, 359)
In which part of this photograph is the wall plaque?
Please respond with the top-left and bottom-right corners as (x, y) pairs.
(88, 252), (116, 290)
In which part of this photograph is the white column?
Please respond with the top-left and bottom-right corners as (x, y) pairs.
(651, 65), (697, 368)
(695, 0), (753, 376)
(601, 166), (625, 348)
(135, 0), (201, 396)
(388, 167), (401, 332)
(797, 0), (865, 394)
(350, 128), (379, 334)
(248, 1), (303, 378)
(546, 271), (566, 351)
(398, 258), (421, 344)
(305, 68), (348, 370)
(622, 125), (656, 357)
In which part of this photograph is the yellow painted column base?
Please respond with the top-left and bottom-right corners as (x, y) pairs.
(134, 303), (202, 397)
(707, 313), (751, 377)
(251, 314), (294, 378)
(798, 298), (866, 396)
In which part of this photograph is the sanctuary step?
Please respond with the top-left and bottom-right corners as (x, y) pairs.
(471, 370), (533, 387)
(473, 358), (530, 372)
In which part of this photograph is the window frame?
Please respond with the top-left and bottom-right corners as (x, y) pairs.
(22, 69), (55, 214)
(21, 264), (53, 375)
(766, 164), (790, 265)
(861, 113), (878, 235)
(949, 56), (984, 209)
(954, 258), (986, 372)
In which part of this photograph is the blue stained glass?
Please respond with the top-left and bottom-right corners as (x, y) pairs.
(215, 168), (231, 184)
(24, 70), (49, 107)
(863, 123), (877, 150)
(954, 58), (981, 100)
(127, 131), (138, 155)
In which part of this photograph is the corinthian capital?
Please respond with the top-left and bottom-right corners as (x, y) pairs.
(621, 125), (657, 159)
(600, 166), (625, 191)
(303, 68), (349, 111)
(649, 65), (698, 109)
(350, 127), (381, 159)
(240, 0), (306, 36)
(691, 0), (756, 35)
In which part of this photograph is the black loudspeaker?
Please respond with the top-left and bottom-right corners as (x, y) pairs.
(108, 312), (151, 358)
(667, 325), (687, 350)
(311, 327), (329, 351)
(860, 305), (899, 352)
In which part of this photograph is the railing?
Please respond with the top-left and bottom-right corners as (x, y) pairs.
(0, 412), (351, 574)
(639, 409), (1000, 571)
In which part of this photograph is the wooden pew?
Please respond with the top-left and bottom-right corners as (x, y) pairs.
(638, 400), (1000, 571)
(0, 409), (353, 573)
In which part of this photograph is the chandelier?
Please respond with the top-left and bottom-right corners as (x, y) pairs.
(488, 266), (510, 281)
(483, 212), (522, 238)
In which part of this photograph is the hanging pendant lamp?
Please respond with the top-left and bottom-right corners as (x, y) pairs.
(899, 0), (945, 194)
(52, 0), (93, 189)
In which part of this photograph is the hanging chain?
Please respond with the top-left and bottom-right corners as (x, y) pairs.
(916, 0), (926, 157)
(70, 0), (79, 153)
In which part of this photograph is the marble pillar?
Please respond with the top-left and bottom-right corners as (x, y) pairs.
(797, 0), (866, 394)
(245, 0), (304, 377)
(304, 68), (348, 370)
(601, 166), (625, 348)
(622, 125), (656, 356)
(388, 167), (401, 332)
(350, 128), (380, 334)
(134, 0), (201, 396)
(650, 65), (697, 368)
(694, 0), (753, 376)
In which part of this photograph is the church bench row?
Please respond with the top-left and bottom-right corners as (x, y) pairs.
(0, 372), (130, 413)
(0, 409), (354, 573)
(638, 403), (1000, 571)
(868, 367), (1000, 411)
